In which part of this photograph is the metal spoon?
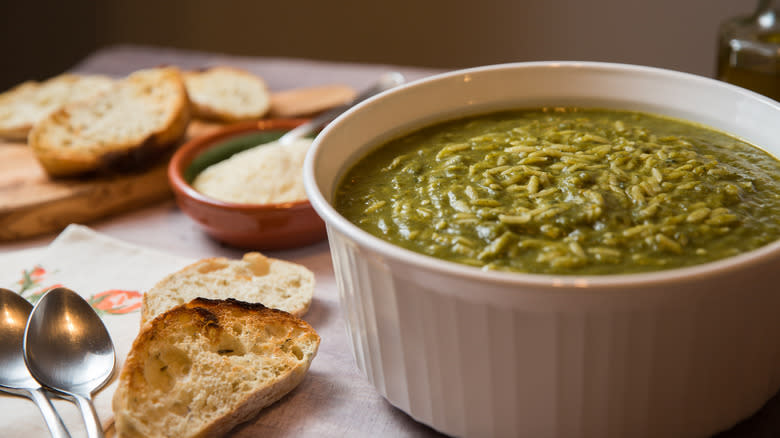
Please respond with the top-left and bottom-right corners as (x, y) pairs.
(277, 71), (406, 144)
(0, 288), (71, 438)
(24, 287), (115, 438)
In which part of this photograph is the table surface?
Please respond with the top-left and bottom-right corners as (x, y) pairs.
(1, 44), (777, 437)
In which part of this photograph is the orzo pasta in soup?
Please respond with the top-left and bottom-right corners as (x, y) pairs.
(334, 108), (780, 275)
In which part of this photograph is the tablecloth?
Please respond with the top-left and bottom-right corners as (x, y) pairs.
(0, 45), (776, 437)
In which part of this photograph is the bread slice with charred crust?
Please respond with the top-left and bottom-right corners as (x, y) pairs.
(29, 67), (190, 177)
(112, 297), (320, 438)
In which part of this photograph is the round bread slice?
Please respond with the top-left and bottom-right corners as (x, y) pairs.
(140, 252), (314, 326)
(28, 67), (190, 177)
(112, 298), (320, 438)
(0, 73), (114, 140)
(183, 67), (271, 122)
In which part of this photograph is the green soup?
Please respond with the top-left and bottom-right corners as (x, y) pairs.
(334, 108), (780, 275)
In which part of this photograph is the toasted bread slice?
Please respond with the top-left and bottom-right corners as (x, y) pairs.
(113, 298), (320, 438)
(0, 74), (114, 140)
(183, 67), (270, 122)
(141, 252), (314, 326)
(28, 67), (190, 177)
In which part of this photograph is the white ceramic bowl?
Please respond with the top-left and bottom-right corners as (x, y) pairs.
(303, 62), (780, 438)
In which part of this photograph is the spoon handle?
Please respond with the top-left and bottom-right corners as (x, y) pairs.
(72, 393), (104, 438)
(277, 71), (406, 144)
(28, 387), (72, 438)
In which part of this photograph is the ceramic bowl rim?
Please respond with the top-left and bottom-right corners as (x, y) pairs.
(304, 61), (780, 292)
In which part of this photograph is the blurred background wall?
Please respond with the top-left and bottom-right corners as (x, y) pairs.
(0, 0), (752, 90)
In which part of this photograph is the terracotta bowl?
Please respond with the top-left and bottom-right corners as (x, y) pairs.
(168, 119), (326, 250)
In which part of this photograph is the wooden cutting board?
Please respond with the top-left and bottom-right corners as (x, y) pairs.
(0, 84), (355, 241)
(0, 121), (219, 241)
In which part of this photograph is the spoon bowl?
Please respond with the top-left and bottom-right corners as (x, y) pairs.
(0, 288), (70, 438)
(24, 287), (115, 438)
(0, 289), (34, 390)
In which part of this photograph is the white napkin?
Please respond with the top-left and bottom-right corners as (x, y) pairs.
(0, 224), (193, 437)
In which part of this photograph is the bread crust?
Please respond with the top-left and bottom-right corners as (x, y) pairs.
(113, 298), (320, 438)
(28, 68), (190, 177)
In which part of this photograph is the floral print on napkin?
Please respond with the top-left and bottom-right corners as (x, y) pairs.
(88, 289), (143, 315)
(15, 264), (62, 304)
(13, 263), (142, 315)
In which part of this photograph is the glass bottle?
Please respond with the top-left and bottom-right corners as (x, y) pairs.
(716, 0), (780, 101)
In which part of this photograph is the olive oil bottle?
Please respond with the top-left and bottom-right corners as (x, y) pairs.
(717, 0), (780, 101)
